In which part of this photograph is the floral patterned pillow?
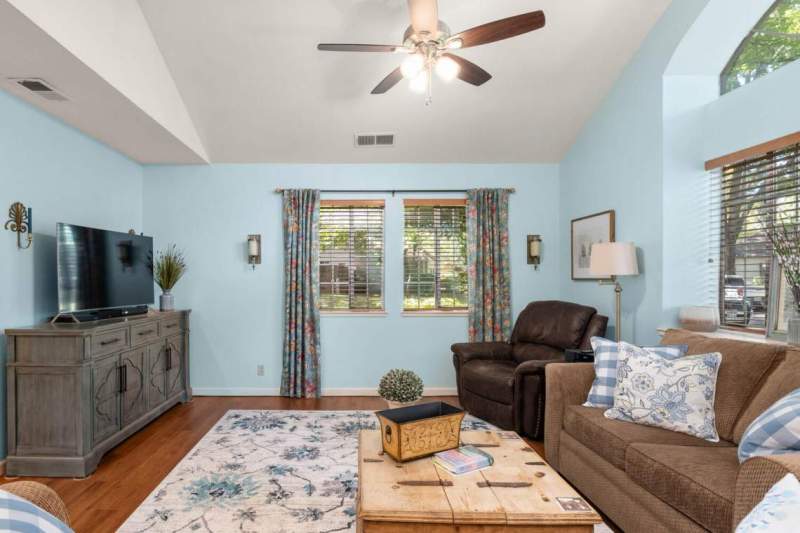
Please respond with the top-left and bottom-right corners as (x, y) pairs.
(736, 474), (800, 532)
(604, 342), (722, 442)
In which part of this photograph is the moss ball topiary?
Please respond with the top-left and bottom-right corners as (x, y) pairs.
(378, 369), (424, 403)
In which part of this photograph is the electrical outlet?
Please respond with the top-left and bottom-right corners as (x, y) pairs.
(257, 364), (264, 377)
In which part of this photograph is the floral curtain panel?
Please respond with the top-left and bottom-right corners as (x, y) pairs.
(281, 189), (321, 398)
(466, 189), (512, 342)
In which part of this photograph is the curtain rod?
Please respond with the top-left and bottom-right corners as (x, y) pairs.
(274, 188), (515, 194)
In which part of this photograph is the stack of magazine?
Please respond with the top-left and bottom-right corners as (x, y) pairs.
(432, 445), (494, 475)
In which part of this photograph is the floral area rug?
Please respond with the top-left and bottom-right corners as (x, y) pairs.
(118, 410), (494, 533)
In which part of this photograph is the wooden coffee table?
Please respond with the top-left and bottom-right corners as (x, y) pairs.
(357, 430), (602, 532)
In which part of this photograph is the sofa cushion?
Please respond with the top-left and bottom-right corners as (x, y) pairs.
(625, 443), (739, 533)
(511, 301), (595, 350)
(563, 405), (732, 470)
(661, 329), (785, 442)
(461, 359), (517, 405)
(734, 348), (800, 443)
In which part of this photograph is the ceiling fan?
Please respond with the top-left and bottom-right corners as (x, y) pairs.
(317, 0), (545, 104)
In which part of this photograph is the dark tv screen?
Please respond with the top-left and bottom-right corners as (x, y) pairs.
(57, 223), (154, 312)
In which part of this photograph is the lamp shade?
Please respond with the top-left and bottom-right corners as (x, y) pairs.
(589, 242), (639, 277)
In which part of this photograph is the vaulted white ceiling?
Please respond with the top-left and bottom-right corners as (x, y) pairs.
(0, 0), (672, 164)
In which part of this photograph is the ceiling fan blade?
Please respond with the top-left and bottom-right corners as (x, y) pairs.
(371, 67), (404, 94)
(407, 0), (438, 36)
(317, 43), (401, 53)
(451, 10), (545, 49)
(442, 53), (492, 86)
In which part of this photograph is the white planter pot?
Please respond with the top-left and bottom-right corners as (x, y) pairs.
(160, 291), (175, 312)
(384, 399), (420, 410)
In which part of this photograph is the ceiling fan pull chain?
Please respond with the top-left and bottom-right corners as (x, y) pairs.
(425, 63), (433, 106)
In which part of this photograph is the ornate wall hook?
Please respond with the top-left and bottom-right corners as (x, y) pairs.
(5, 202), (33, 249)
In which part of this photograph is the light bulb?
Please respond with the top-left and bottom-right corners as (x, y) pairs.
(409, 70), (428, 94)
(435, 56), (460, 82)
(447, 38), (463, 50)
(400, 53), (424, 79)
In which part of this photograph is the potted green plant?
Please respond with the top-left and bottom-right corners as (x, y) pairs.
(152, 244), (187, 311)
(765, 219), (800, 344)
(378, 369), (424, 409)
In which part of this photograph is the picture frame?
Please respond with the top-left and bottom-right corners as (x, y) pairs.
(571, 210), (615, 280)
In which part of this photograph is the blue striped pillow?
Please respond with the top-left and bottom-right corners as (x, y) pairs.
(739, 388), (800, 463)
(0, 489), (72, 533)
(583, 337), (689, 408)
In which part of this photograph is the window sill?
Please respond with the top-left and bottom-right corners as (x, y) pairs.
(657, 327), (785, 345)
(321, 311), (387, 317)
(402, 311), (469, 317)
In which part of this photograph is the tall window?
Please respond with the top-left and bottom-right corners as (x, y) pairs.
(319, 200), (384, 311)
(721, 0), (800, 94)
(715, 143), (800, 334)
(403, 199), (468, 312)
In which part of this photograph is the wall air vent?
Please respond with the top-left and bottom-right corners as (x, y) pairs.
(10, 78), (68, 101)
(355, 133), (395, 148)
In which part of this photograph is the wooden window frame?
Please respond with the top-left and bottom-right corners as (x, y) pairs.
(319, 199), (385, 313)
(402, 199), (468, 314)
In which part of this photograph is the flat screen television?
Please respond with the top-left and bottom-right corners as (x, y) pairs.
(57, 223), (154, 318)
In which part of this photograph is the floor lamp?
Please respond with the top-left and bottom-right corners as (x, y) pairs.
(590, 242), (639, 342)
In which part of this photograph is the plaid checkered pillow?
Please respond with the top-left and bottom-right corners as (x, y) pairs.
(0, 489), (73, 532)
(583, 337), (689, 408)
(739, 388), (800, 463)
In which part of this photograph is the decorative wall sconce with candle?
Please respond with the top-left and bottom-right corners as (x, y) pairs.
(527, 235), (542, 269)
(247, 234), (261, 270)
(5, 202), (33, 249)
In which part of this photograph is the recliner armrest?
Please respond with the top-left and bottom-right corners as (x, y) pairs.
(514, 358), (564, 377)
(451, 342), (512, 364)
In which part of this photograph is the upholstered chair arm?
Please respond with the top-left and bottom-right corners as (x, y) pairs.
(544, 363), (595, 470)
(514, 358), (564, 377)
(578, 314), (609, 350)
(733, 453), (800, 528)
(451, 342), (513, 365)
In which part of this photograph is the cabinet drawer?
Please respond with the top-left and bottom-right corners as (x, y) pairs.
(160, 317), (183, 336)
(131, 322), (159, 346)
(92, 328), (129, 357)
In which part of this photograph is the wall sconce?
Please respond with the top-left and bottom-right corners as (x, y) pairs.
(527, 234), (541, 269)
(5, 202), (32, 249)
(247, 234), (261, 270)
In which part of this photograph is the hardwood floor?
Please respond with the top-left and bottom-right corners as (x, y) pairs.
(1, 396), (548, 533)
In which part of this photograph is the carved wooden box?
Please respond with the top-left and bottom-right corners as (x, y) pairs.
(375, 401), (464, 462)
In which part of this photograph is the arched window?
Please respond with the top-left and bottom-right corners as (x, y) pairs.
(721, 0), (800, 94)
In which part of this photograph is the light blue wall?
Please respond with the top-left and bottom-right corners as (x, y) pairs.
(141, 164), (560, 393)
(560, 0), (800, 343)
(559, 0), (711, 344)
(0, 89), (143, 456)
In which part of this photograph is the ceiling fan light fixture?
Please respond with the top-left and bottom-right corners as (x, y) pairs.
(400, 53), (425, 79)
(435, 56), (460, 82)
(447, 38), (463, 50)
(408, 70), (428, 93)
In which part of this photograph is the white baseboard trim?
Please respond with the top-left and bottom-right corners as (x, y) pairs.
(192, 387), (457, 397)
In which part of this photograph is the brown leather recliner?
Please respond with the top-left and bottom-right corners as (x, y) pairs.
(452, 301), (608, 439)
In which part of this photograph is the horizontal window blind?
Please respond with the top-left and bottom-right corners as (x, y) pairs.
(711, 143), (800, 331)
(403, 200), (467, 311)
(319, 200), (384, 311)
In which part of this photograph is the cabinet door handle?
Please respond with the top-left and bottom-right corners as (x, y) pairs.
(165, 347), (172, 371)
(118, 366), (124, 393)
(100, 338), (120, 346)
(165, 323), (177, 329)
(123, 365), (128, 392)
(138, 329), (155, 336)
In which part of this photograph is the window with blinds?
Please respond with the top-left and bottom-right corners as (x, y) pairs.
(713, 143), (800, 332)
(319, 200), (384, 311)
(403, 200), (468, 311)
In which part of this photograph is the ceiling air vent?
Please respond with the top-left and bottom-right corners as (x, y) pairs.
(10, 78), (68, 101)
(355, 133), (395, 148)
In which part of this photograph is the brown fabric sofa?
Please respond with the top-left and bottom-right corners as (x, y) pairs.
(452, 300), (607, 438)
(545, 329), (800, 533)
